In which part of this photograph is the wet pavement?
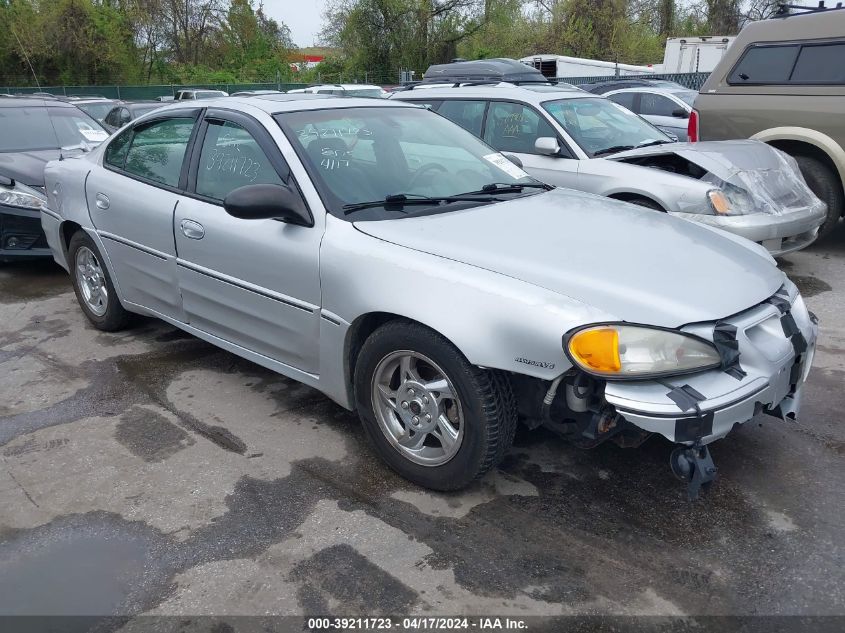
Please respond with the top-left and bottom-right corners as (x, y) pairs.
(0, 227), (844, 625)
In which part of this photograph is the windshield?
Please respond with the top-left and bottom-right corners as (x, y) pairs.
(542, 97), (671, 157)
(276, 106), (541, 220)
(0, 106), (109, 152)
(344, 88), (385, 98)
(76, 102), (114, 122)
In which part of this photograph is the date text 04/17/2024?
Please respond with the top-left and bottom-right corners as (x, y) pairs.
(306, 617), (529, 630)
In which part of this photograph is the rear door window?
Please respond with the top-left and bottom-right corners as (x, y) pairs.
(122, 117), (195, 187)
(482, 101), (558, 154)
(607, 92), (636, 111)
(638, 93), (679, 117)
(436, 100), (486, 137)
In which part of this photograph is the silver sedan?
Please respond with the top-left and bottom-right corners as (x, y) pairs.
(42, 95), (817, 499)
(391, 84), (826, 256)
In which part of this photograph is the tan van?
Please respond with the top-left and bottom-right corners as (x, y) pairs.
(693, 5), (845, 238)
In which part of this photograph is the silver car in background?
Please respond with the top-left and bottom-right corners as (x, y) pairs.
(42, 95), (817, 499)
(392, 83), (826, 255)
(595, 86), (697, 141)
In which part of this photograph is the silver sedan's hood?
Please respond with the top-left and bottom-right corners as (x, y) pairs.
(610, 139), (781, 184)
(354, 189), (785, 327)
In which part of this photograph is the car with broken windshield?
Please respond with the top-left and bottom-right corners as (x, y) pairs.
(1, 97), (108, 261)
(42, 95), (817, 499)
(392, 80), (826, 256)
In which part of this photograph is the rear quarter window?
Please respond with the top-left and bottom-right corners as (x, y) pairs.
(790, 43), (845, 83)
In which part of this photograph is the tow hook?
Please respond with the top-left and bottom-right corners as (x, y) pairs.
(670, 443), (717, 501)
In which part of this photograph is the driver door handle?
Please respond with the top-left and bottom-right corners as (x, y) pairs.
(95, 193), (110, 210)
(180, 219), (205, 240)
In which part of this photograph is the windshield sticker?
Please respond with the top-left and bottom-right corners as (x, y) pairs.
(483, 153), (529, 179)
(79, 128), (108, 142)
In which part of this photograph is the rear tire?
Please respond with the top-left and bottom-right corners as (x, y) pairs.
(354, 320), (517, 491)
(68, 231), (132, 331)
(793, 154), (843, 240)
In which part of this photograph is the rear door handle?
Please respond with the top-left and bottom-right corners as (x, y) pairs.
(95, 193), (110, 210)
(180, 219), (205, 240)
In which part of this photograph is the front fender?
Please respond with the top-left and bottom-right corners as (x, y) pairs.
(319, 218), (615, 406)
(751, 126), (845, 186)
(585, 159), (711, 213)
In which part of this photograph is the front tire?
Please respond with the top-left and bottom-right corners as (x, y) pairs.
(68, 231), (131, 331)
(793, 154), (843, 240)
(354, 321), (517, 491)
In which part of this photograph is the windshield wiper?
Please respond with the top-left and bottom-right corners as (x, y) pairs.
(592, 145), (635, 157)
(456, 182), (554, 196)
(343, 193), (497, 215)
(635, 140), (672, 149)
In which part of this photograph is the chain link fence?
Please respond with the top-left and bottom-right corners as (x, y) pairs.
(1, 72), (711, 98)
(0, 82), (309, 100)
(561, 72), (711, 90)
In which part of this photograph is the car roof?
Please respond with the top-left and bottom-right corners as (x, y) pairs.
(70, 98), (120, 104)
(390, 83), (591, 104)
(738, 4), (845, 41)
(126, 101), (161, 109)
(0, 97), (78, 108)
(580, 79), (686, 94)
(605, 86), (696, 96)
(149, 94), (416, 115)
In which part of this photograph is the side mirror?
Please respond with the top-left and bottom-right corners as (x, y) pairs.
(502, 152), (523, 169)
(0, 174), (14, 187)
(224, 184), (313, 227)
(672, 108), (690, 119)
(534, 137), (561, 156)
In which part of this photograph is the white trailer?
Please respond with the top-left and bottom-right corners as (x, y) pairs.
(519, 54), (655, 79)
(660, 37), (736, 73)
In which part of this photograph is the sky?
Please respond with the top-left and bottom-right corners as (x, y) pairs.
(261, 0), (329, 48)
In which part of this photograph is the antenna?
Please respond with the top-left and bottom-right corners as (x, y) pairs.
(12, 28), (41, 90)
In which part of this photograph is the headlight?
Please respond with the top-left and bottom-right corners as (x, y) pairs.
(0, 186), (47, 211)
(707, 189), (731, 215)
(564, 324), (721, 379)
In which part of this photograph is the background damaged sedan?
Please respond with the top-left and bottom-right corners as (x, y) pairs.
(392, 82), (826, 256)
(42, 96), (818, 499)
(0, 97), (108, 261)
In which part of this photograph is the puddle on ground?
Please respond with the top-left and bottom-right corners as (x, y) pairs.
(0, 260), (68, 303)
(0, 528), (155, 615)
(789, 275), (832, 298)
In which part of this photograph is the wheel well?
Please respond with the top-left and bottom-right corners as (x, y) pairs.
(60, 221), (83, 257)
(607, 192), (664, 210)
(344, 312), (408, 404)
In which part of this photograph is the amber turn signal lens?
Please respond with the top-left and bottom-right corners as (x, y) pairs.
(708, 190), (731, 215)
(568, 327), (621, 373)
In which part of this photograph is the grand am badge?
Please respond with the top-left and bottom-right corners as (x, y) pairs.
(515, 357), (556, 370)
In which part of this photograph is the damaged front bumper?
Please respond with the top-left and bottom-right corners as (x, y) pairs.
(674, 198), (827, 256)
(604, 283), (817, 446)
(0, 204), (52, 261)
